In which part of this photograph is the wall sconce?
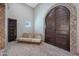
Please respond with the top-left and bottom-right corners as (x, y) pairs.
(25, 21), (31, 28)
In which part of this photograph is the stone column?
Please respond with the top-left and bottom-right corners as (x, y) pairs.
(0, 4), (5, 50)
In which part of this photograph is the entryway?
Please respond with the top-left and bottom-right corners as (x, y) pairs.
(44, 3), (77, 54)
(8, 18), (17, 42)
(45, 5), (70, 51)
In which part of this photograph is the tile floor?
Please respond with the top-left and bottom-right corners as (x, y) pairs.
(5, 41), (75, 56)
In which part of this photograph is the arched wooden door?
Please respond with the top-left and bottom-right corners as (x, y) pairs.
(45, 5), (70, 51)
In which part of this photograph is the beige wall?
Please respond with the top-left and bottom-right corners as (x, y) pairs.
(75, 4), (79, 53)
(7, 3), (34, 38)
(34, 3), (55, 40)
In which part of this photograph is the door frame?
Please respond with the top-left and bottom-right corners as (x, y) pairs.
(8, 18), (17, 42)
(45, 5), (70, 51)
(43, 3), (77, 54)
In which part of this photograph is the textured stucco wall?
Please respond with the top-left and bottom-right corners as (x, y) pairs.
(0, 4), (5, 50)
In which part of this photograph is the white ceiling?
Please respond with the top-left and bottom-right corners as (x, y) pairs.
(26, 3), (39, 8)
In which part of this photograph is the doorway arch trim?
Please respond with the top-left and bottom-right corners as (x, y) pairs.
(43, 3), (77, 54)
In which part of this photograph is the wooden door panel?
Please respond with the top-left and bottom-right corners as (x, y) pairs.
(8, 18), (17, 42)
(55, 6), (70, 51)
(45, 5), (70, 51)
(45, 8), (56, 45)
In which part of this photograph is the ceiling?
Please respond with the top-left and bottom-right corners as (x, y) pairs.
(26, 3), (39, 8)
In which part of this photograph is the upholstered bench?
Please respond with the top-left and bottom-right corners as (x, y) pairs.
(17, 33), (42, 44)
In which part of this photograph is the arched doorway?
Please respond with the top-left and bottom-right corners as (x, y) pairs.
(45, 5), (70, 51)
